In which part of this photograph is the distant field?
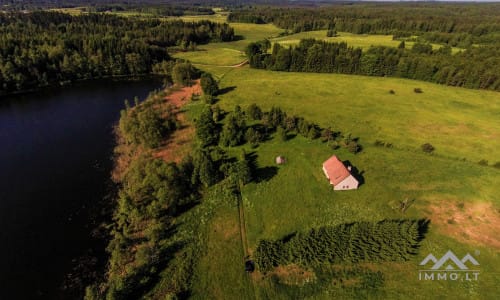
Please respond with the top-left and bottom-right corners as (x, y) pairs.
(270, 30), (463, 53)
(173, 22), (282, 74)
(173, 46), (246, 66)
(214, 67), (500, 163)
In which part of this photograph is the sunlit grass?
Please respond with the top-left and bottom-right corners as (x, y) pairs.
(271, 30), (463, 54)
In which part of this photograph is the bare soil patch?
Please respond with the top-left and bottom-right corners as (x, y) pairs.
(212, 215), (239, 240)
(270, 264), (316, 286)
(153, 80), (200, 163)
(426, 200), (500, 250)
(166, 79), (201, 108)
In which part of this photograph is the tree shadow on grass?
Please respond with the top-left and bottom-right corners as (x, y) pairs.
(217, 86), (236, 96)
(417, 219), (431, 242)
(246, 151), (278, 183)
(232, 35), (245, 41)
(128, 224), (188, 300)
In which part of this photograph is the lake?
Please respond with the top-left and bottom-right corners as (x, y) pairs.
(0, 79), (161, 299)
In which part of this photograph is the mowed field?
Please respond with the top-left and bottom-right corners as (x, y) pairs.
(216, 67), (500, 163)
(190, 68), (500, 299)
(175, 16), (500, 300)
(270, 30), (463, 53)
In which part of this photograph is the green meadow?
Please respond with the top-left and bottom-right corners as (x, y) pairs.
(270, 30), (463, 53)
(176, 14), (500, 300)
(215, 67), (500, 163)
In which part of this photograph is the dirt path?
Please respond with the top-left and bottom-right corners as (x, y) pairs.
(153, 80), (201, 163)
(235, 187), (257, 298)
(236, 189), (250, 258)
(192, 59), (248, 68)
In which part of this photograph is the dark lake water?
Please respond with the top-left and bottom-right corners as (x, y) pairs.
(0, 79), (161, 299)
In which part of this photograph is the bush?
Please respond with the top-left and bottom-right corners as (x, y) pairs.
(119, 102), (177, 148)
(172, 62), (197, 86)
(202, 94), (215, 104)
(389, 89), (395, 94)
(493, 162), (500, 169)
(246, 103), (263, 120)
(200, 72), (219, 96)
(245, 127), (262, 147)
(347, 141), (361, 154)
(414, 88), (423, 93)
(277, 126), (288, 141)
(421, 143), (435, 153)
(478, 159), (489, 166)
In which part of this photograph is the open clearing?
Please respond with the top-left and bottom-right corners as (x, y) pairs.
(175, 13), (500, 300)
(270, 30), (463, 53)
(153, 80), (200, 163)
(215, 67), (500, 163)
(426, 199), (500, 250)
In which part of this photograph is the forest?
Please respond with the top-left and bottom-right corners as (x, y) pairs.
(228, 4), (500, 46)
(246, 39), (500, 91)
(0, 11), (234, 95)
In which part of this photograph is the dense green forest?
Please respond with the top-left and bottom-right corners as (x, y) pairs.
(246, 39), (500, 91)
(0, 11), (234, 95)
(233, 4), (500, 91)
(229, 4), (500, 46)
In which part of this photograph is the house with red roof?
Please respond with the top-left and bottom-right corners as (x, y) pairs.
(322, 155), (359, 190)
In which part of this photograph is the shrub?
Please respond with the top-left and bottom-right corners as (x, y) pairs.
(347, 141), (361, 154)
(200, 72), (219, 96)
(478, 159), (489, 166)
(493, 162), (500, 169)
(307, 126), (320, 140)
(389, 89), (395, 94)
(245, 127), (262, 147)
(172, 62), (197, 86)
(414, 88), (423, 93)
(246, 103), (263, 120)
(421, 143), (435, 153)
(277, 126), (288, 141)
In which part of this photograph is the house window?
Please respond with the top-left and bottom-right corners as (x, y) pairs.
(346, 185), (349, 188)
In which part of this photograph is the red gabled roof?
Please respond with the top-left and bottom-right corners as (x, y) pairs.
(322, 155), (350, 185)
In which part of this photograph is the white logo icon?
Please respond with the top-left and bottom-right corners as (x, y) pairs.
(420, 250), (479, 270)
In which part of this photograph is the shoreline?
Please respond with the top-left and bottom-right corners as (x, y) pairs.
(0, 74), (165, 99)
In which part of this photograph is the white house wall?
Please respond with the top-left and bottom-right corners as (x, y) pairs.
(333, 175), (359, 190)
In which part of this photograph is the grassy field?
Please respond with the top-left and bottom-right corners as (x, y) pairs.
(214, 67), (500, 163)
(173, 12), (499, 300)
(173, 21), (282, 79)
(270, 30), (463, 53)
(172, 46), (246, 66)
(236, 136), (499, 299)
(185, 64), (499, 299)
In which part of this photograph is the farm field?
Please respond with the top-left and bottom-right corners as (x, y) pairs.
(270, 30), (463, 53)
(213, 67), (500, 163)
(237, 137), (500, 299)
(180, 22), (500, 299)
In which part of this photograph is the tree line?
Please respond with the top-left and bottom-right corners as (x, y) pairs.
(195, 102), (362, 154)
(228, 4), (500, 46)
(255, 219), (429, 272)
(0, 11), (234, 95)
(86, 72), (253, 299)
(246, 39), (500, 91)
